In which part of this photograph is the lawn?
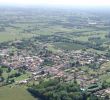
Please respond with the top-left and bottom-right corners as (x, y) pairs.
(0, 86), (36, 100)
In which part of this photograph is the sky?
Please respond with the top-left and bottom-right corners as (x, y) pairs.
(0, 0), (110, 7)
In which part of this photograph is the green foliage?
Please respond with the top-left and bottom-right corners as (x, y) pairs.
(0, 68), (3, 76)
(42, 58), (54, 66)
(28, 79), (83, 100)
(8, 72), (21, 78)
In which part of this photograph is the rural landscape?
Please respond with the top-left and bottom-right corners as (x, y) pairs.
(0, 7), (110, 100)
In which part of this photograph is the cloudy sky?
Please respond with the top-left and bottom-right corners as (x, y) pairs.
(0, 0), (110, 7)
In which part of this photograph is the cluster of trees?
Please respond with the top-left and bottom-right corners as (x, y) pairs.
(8, 72), (21, 78)
(0, 66), (24, 86)
(0, 27), (5, 32)
(88, 36), (101, 41)
(105, 32), (110, 38)
(28, 78), (102, 100)
(0, 68), (4, 83)
(89, 62), (100, 69)
(35, 34), (106, 51)
(0, 66), (15, 86)
(28, 79), (84, 100)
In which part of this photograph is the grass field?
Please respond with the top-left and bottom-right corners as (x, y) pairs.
(98, 61), (110, 82)
(0, 86), (36, 100)
(0, 32), (34, 43)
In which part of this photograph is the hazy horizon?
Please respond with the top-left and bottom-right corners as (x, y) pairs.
(0, 0), (110, 8)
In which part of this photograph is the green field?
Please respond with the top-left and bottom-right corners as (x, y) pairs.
(0, 86), (36, 100)
(0, 33), (34, 42)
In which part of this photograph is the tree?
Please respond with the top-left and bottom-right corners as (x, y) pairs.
(7, 67), (11, 73)
(104, 95), (109, 100)
(105, 32), (110, 38)
(0, 68), (3, 76)
(89, 94), (98, 100)
(0, 77), (4, 82)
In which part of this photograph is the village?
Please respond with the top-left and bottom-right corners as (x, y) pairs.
(0, 42), (110, 99)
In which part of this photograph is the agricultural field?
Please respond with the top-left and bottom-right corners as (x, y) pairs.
(0, 8), (109, 45)
(0, 32), (34, 42)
